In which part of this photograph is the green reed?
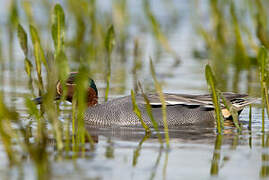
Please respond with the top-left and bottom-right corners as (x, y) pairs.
(113, 0), (129, 62)
(16, 3), (77, 178)
(143, 1), (180, 64)
(132, 39), (142, 93)
(0, 94), (18, 165)
(29, 25), (47, 95)
(195, 0), (264, 93)
(8, 0), (18, 107)
(131, 38), (163, 142)
(4, 0), (267, 178)
(0, 30), (3, 95)
(74, 68), (88, 154)
(51, 4), (69, 152)
(255, 0), (269, 49)
(138, 83), (163, 145)
(17, 24), (34, 93)
(18, 22), (51, 179)
(150, 58), (170, 148)
(52, 4), (65, 54)
(258, 46), (269, 132)
(52, 3), (70, 88)
(0, 0), (195, 179)
(205, 64), (224, 133)
(104, 25), (115, 102)
(131, 90), (150, 132)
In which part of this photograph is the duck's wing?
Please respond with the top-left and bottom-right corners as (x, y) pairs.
(136, 92), (255, 110)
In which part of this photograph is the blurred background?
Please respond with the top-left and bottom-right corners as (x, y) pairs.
(1, 0), (266, 102)
(0, 0), (268, 179)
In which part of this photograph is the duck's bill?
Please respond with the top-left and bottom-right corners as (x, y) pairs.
(33, 95), (61, 105)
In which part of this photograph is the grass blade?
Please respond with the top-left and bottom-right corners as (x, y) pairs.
(131, 90), (150, 132)
(258, 46), (268, 132)
(29, 25), (46, 94)
(104, 25), (115, 101)
(150, 58), (169, 148)
(205, 64), (224, 133)
(138, 82), (163, 145)
(105, 25), (115, 54)
(52, 4), (65, 53)
(219, 92), (241, 132)
(29, 25), (48, 70)
(17, 24), (28, 56)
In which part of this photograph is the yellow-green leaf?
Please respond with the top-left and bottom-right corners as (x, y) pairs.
(52, 4), (65, 52)
(205, 64), (224, 133)
(24, 58), (32, 77)
(17, 24), (28, 56)
(105, 25), (115, 54)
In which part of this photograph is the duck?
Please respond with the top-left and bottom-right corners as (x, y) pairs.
(35, 72), (255, 128)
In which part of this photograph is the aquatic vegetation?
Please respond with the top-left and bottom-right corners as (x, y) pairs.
(143, 1), (180, 64)
(258, 46), (269, 132)
(219, 93), (241, 131)
(150, 58), (170, 148)
(205, 64), (224, 133)
(0, 0), (268, 179)
(104, 25), (115, 102)
(138, 82), (163, 144)
(131, 89), (150, 132)
(195, 0), (268, 93)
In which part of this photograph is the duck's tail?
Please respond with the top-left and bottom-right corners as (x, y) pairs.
(222, 97), (258, 119)
(230, 97), (259, 111)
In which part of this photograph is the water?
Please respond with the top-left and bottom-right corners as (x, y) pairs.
(0, 0), (268, 179)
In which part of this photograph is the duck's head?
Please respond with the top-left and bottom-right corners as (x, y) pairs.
(35, 72), (98, 107)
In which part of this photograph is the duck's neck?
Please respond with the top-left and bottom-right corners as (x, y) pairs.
(87, 88), (98, 107)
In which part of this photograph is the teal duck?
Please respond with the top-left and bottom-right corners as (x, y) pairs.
(36, 72), (255, 128)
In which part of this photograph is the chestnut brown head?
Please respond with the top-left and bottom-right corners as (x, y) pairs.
(34, 72), (98, 107)
(56, 72), (98, 107)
